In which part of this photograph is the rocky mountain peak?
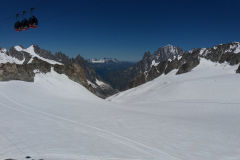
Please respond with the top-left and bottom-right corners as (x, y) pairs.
(114, 42), (240, 91)
(0, 48), (7, 53)
(163, 44), (178, 52)
(153, 44), (184, 61)
(143, 51), (151, 59)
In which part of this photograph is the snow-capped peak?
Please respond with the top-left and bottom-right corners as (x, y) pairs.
(23, 45), (62, 65)
(150, 44), (184, 63)
(14, 45), (23, 52)
(225, 42), (240, 54)
(164, 44), (175, 49)
(89, 58), (119, 64)
(162, 44), (180, 54)
(0, 47), (25, 64)
(0, 48), (7, 53)
(0, 45), (62, 65)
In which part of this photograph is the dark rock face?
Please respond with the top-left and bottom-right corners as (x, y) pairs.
(117, 45), (185, 90)
(0, 57), (51, 82)
(153, 45), (184, 62)
(54, 63), (87, 85)
(7, 47), (24, 60)
(164, 59), (180, 74)
(126, 52), (200, 89)
(54, 52), (74, 64)
(74, 55), (99, 83)
(33, 45), (56, 60)
(236, 64), (240, 73)
(177, 52), (200, 74)
(48, 61), (117, 98)
(0, 63), (34, 81)
(199, 42), (240, 65)
(127, 74), (146, 89)
(7, 47), (32, 63)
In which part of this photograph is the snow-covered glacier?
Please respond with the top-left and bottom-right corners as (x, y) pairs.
(0, 58), (240, 160)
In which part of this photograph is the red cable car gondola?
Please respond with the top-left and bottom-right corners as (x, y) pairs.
(29, 16), (38, 28)
(14, 21), (22, 32)
(20, 11), (29, 31)
(14, 8), (38, 32)
(21, 18), (29, 30)
(29, 8), (38, 29)
(14, 14), (22, 32)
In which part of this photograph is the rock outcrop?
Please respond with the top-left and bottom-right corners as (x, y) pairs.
(236, 64), (240, 73)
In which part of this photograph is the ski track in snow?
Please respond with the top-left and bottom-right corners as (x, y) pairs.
(0, 92), (182, 160)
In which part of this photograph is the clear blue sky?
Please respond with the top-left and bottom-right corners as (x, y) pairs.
(0, 0), (240, 61)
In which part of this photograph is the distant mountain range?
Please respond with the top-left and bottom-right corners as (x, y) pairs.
(1, 42), (240, 97)
(88, 58), (120, 64)
(106, 43), (240, 90)
(87, 58), (135, 89)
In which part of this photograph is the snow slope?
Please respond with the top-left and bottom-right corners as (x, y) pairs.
(0, 59), (240, 160)
(109, 58), (240, 103)
(108, 59), (240, 160)
(0, 48), (25, 64)
(14, 45), (62, 65)
(0, 46), (61, 65)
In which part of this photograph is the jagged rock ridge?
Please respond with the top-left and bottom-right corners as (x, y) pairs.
(110, 45), (185, 90)
(0, 45), (117, 98)
(1, 42), (240, 96)
(116, 43), (240, 90)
